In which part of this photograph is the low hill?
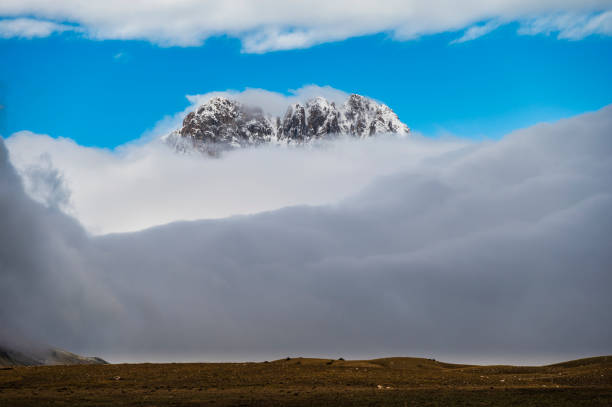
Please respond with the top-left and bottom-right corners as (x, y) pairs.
(0, 344), (107, 367)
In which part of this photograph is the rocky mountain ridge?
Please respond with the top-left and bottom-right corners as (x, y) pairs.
(165, 94), (409, 154)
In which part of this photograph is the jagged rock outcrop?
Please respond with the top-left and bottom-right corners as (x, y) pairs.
(165, 93), (409, 154)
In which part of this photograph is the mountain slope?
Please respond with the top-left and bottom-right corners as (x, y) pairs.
(165, 93), (409, 154)
(0, 343), (107, 367)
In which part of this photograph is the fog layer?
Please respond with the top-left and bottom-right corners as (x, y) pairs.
(1, 105), (611, 364)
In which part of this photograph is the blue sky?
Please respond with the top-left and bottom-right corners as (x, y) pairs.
(1, 13), (612, 148)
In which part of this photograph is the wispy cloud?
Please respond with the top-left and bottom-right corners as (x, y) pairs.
(0, 18), (71, 39)
(450, 20), (503, 44)
(112, 51), (130, 62)
(519, 11), (612, 40)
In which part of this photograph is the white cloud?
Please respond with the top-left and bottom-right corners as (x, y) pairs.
(519, 10), (612, 40)
(19, 153), (73, 212)
(450, 20), (503, 44)
(239, 26), (363, 53)
(185, 85), (352, 117)
(0, 1), (610, 51)
(6, 130), (468, 235)
(0, 17), (71, 39)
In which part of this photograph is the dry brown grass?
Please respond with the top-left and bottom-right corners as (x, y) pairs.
(0, 356), (610, 406)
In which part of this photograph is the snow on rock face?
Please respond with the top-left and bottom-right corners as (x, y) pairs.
(342, 94), (408, 137)
(175, 97), (277, 153)
(165, 94), (409, 154)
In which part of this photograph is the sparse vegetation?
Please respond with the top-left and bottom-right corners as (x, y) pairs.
(0, 356), (610, 406)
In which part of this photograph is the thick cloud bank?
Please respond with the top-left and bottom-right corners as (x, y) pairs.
(1, 105), (611, 364)
(6, 135), (466, 235)
(0, 2), (611, 51)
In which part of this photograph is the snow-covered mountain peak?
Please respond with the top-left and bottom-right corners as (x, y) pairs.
(165, 93), (409, 154)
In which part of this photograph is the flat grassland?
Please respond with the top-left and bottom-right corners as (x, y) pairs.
(0, 356), (610, 406)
